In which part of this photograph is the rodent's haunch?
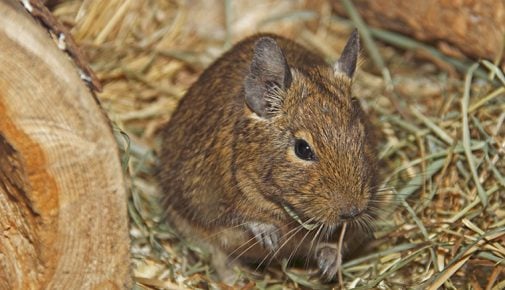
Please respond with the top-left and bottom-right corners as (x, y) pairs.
(158, 30), (379, 281)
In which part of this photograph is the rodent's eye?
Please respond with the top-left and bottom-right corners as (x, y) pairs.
(294, 139), (315, 161)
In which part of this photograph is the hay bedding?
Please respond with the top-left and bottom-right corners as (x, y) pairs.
(50, 0), (505, 289)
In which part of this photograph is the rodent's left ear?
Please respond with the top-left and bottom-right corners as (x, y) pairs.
(244, 37), (292, 118)
(334, 29), (360, 79)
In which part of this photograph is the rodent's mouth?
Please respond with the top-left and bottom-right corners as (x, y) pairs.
(281, 200), (370, 231)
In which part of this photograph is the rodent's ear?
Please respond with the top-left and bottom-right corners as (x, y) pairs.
(334, 29), (360, 79)
(244, 37), (292, 118)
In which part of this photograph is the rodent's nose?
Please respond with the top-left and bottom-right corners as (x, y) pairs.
(339, 206), (362, 220)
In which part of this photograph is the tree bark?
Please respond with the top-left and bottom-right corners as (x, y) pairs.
(333, 0), (505, 69)
(0, 0), (130, 289)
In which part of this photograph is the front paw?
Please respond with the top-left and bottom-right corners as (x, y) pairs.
(316, 243), (341, 281)
(247, 222), (279, 252)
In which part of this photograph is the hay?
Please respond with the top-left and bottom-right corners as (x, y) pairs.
(51, 0), (505, 288)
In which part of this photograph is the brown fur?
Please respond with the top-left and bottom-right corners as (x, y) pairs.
(158, 33), (379, 281)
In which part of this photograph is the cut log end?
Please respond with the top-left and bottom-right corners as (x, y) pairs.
(0, 0), (130, 289)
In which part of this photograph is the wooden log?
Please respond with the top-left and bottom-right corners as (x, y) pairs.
(0, 0), (130, 289)
(333, 0), (505, 68)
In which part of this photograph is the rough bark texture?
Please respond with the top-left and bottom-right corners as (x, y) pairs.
(333, 0), (505, 68)
(0, 0), (130, 289)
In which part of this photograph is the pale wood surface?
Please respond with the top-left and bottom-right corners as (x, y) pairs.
(333, 0), (505, 68)
(0, 0), (130, 289)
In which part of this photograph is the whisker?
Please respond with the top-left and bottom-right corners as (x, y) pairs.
(229, 218), (298, 266)
(305, 224), (324, 269)
(227, 234), (263, 265)
(286, 225), (313, 267)
(200, 222), (250, 243)
(259, 222), (308, 270)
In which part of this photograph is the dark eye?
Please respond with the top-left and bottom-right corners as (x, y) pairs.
(294, 139), (315, 161)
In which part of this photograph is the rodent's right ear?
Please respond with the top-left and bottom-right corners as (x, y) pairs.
(244, 37), (292, 119)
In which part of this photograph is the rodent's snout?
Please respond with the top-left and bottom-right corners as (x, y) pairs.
(309, 198), (370, 226)
(338, 205), (364, 220)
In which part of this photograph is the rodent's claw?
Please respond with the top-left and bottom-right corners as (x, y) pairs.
(316, 243), (340, 282)
(247, 222), (279, 252)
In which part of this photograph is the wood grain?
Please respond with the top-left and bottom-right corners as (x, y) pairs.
(0, 0), (130, 289)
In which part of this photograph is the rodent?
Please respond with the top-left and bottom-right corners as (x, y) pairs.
(158, 30), (379, 282)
